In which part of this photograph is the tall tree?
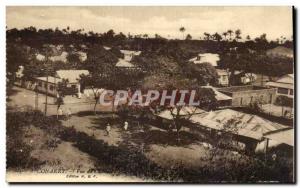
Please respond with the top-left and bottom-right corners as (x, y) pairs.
(235, 29), (242, 41)
(179, 27), (186, 40)
(227, 29), (233, 41)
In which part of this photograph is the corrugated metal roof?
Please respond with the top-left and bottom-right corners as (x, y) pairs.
(266, 81), (294, 89)
(189, 109), (288, 140)
(265, 129), (294, 146)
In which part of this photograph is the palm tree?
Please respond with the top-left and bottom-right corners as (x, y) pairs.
(204, 32), (211, 41)
(179, 27), (186, 40)
(222, 32), (228, 40)
(227, 30), (233, 41)
(143, 34), (148, 39)
(213, 32), (222, 42)
(235, 29), (242, 41)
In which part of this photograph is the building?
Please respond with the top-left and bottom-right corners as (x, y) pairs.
(218, 85), (277, 107)
(120, 50), (142, 62)
(232, 71), (257, 85)
(35, 76), (62, 96)
(216, 69), (229, 86)
(256, 128), (294, 154)
(265, 74), (294, 98)
(202, 85), (232, 107)
(188, 53), (220, 67)
(188, 109), (290, 152)
(115, 58), (139, 69)
(56, 70), (89, 98)
(266, 46), (293, 59)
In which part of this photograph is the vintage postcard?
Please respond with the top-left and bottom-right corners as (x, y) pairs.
(6, 6), (295, 183)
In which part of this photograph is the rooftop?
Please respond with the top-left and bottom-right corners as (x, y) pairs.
(218, 85), (269, 93)
(36, 76), (62, 84)
(190, 109), (288, 140)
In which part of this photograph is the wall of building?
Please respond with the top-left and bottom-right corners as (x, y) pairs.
(36, 80), (58, 97)
(231, 88), (277, 106)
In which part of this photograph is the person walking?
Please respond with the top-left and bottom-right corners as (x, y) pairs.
(66, 108), (72, 120)
(106, 123), (111, 136)
(57, 108), (63, 120)
(124, 121), (128, 131)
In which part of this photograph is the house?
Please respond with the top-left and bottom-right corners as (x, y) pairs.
(232, 71), (257, 85)
(218, 85), (276, 107)
(188, 109), (289, 152)
(266, 46), (293, 59)
(35, 76), (62, 96)
(115, 58), (136, 69)
(216, 69), (229, 86)
(202, 85), (232, 107)
(265, 74), (294, 98)
(256, 128), (294, 153)
(120, 50), (141, 62)
(188, 53), (220, 67)
(56, 70), (89, 98)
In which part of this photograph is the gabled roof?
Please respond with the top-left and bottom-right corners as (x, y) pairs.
(36, 76), (62, 84)
(266, 74), (294, 89)
(216, 69), (229, 76)
(276, 74), (294, 84)
(202, 85), (232, 101)
(56, 70), (89, 83)
(265, 129), (294, 146)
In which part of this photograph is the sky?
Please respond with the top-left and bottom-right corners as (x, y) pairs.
(6, 6), (293, 40)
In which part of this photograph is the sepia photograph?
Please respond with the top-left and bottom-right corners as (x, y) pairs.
(5, 6), (295, 183)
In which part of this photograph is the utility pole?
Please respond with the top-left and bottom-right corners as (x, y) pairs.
(35, 86), (39, 110)
(44, 74), (48, 115)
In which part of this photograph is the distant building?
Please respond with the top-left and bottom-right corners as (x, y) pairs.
(120, 50), (141, 62)
(188, 109), (290, 152)
(216, 69), (229, 86)
(202, 85), (232, 107)
(232, 71), (257, 85)
(266, 46), (293, 59)
(35, 76), (62, 96)
(55, 70), (89, 97)
(265, 74), (294, 98)
(115, 58), (136, 69)
(218, 85), (276, 106)
(188, 53), (220, 67)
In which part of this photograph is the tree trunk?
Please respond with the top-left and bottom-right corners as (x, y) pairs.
(94, 100), (98, 115)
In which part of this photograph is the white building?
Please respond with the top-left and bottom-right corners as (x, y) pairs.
(266, 74), (294, 98)
(120, 50), (141, 62)
(188, 53), (220, 67)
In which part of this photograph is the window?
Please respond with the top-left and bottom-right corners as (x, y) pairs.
(290, 89), (294, 96)
(222, 75), (227, 81)
(38, 81), (42, 87)
(49, 85), (54, 91)
(277, 87), (289, 95)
